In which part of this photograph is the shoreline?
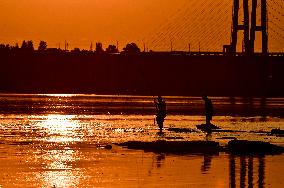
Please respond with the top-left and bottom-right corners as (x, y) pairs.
(0, 94), (283, 117)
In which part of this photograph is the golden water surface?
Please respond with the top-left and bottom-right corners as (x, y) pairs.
(0, 94), (283, 187)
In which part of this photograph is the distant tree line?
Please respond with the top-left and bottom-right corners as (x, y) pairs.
(0, 40), (141, 54)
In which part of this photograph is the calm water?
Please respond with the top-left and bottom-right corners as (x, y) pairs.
(0, 94), (283, 187)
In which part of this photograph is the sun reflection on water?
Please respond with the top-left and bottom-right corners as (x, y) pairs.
(39, 148), (82, 188)
(38, 94), (77, 97)
(42, 114), (82, 143)
(39, 115), (83, 187)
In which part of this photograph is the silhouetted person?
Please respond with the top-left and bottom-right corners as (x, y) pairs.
(154, 96), (167, 132)
(202, 95), (213, 125)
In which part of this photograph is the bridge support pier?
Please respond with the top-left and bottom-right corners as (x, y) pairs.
(229, 0), (268, 54)
(231, 0), (250, 54)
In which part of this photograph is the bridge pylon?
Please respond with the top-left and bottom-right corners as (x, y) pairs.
(230, 0), (250, 54)
(250, 0), (268, 54)
(224, 0), (268, 55)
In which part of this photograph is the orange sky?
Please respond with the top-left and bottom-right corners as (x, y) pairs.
(0, 0), (283, 52)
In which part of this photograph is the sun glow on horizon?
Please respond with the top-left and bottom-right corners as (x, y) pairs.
(1, 0), (282, 52)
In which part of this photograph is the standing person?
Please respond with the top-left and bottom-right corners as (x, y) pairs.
(154, 96), (167, 132)
(202, 95), (214, 125)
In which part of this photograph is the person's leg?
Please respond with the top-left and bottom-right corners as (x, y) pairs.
(209, 113), (213, 124)
(157, 116), (163, 131)
(158, 119), (164, 130)
(206, 114), (210, 124)
(159, 124), (163, 132)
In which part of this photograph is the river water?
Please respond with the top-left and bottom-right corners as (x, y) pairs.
(0, 94), (283, 187)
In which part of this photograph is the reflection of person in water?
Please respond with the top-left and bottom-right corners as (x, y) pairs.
(156, 153), (166, 168)
(154, 96), (167, 132)
(202, 95), (214, 125)
(201, 155), (213, 173)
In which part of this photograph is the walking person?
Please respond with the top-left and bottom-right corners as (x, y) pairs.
(202, 95), (214, 125)
(154, 96), (167, 132)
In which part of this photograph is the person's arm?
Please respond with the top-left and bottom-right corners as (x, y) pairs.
(154, 98), (158, 105)
(154, 99), (159, 111)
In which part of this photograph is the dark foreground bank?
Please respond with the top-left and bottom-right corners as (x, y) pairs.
(117, 140), (284, 155)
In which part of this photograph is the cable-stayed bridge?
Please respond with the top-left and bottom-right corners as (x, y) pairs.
(143, 0), (283, 53)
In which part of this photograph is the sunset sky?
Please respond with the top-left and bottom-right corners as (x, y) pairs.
(0, 0), (283, 52)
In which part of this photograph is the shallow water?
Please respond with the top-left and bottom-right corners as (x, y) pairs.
(0, 94), (283, 187)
